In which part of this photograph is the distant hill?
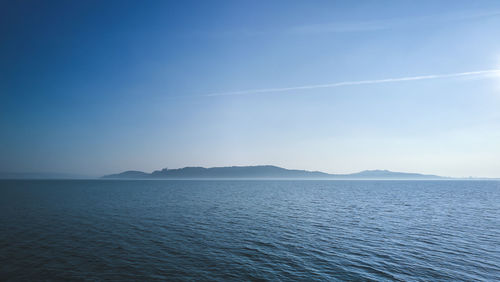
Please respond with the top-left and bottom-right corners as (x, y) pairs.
(345, 169), (444, 179)
(104, 170), (150, 179)
(102, 166), (446, 180)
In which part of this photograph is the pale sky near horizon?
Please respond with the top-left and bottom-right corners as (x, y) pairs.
(1, 0), (500, 177)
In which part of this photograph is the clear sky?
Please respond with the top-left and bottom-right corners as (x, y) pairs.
(1, 0), (500, 177)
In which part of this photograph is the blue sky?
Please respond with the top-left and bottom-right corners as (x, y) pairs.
(1, 0), (500, 177)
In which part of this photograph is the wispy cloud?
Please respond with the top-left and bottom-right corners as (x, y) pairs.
(204, 69), (500, 97)
(289, 10), (500, 34)
(189, 9), (500, 39)
(291, 21), (388, 34)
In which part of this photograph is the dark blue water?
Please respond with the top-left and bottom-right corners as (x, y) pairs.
(0, 180), (499, 281)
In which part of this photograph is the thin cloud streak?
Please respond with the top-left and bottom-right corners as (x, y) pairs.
(290, 10), (500, 34)
(204, 69), (500, 97)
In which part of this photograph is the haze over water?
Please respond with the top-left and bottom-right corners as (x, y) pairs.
(1, 180), (499, 281)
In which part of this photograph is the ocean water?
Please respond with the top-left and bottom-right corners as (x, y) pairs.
(0, 180), (499, 281)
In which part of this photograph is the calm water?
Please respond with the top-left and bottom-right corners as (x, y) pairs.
(0, 180), (499, 281)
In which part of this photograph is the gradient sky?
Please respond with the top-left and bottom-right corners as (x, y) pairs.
(1, 0), (500, 177)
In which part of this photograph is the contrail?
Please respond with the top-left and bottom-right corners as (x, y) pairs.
(204, 69), (500, 97)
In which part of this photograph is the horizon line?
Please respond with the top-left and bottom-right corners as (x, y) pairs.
(2, 165), (499, 179)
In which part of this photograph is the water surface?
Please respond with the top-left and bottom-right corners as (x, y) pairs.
(0, 180), (499, 281)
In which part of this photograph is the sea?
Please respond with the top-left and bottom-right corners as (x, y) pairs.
(0, 180), (499, 281)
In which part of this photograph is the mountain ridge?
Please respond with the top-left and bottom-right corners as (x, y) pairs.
(102, 165), (447, 179)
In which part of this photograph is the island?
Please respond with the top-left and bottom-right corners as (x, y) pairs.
(102, 165), (446, 180)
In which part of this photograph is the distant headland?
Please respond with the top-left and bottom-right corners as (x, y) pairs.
(102, 165), (447, 180)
